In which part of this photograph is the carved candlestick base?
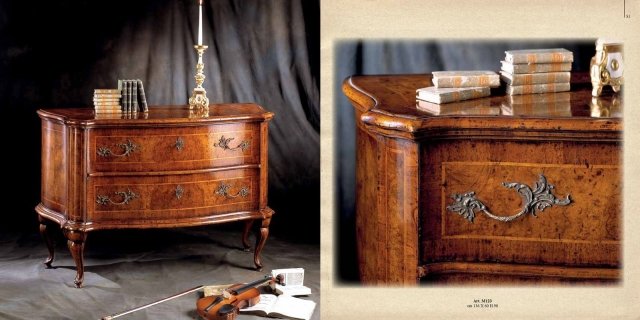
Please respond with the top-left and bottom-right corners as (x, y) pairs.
(189, 45), (210, 112)
(189, 87), (209, 111)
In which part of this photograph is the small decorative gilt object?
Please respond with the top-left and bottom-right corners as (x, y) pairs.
(590, 39), (623, 96)
(189, 0), (209, 112)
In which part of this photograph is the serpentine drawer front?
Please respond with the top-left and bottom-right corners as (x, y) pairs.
(89, 169), (259, 224)
(91, 124), (259, 172)
(36, 105), (274, 287)
(343, 73), (622, 285)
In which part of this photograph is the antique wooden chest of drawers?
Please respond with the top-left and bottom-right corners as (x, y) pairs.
(36, 105), (274, 287)
(343, 73), (622, 285)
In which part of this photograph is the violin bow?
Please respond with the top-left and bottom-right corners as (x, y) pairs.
(101, 274), (283, 319)
(101, 285), (204, 320)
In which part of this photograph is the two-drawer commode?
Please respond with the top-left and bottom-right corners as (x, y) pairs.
(37, 105), (274, 287)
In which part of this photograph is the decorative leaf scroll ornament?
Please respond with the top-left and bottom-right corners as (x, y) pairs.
(96, 189), (139, 206)
(97, 139), (138, 157)
(214, 136), (250, 151)
(215, 183), (249, 198)
(447, 174), (571, 223)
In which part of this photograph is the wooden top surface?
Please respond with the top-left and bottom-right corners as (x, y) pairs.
(38, 104), (273, 127)
(343, 72), (622, 140)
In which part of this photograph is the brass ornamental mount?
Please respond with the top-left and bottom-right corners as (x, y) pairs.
(189, 45), (210, 112)
(447, 174), (571, 223)
(175, 137), (185, 151)
(215, 183), (250, 199)
(97, 140), (138, 157)
(214, 136), (251, 151)
(175, 185), (184, 200)
(96, 189), (139, 206)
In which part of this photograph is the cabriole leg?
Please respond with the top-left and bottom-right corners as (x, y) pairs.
(254, 216), (271, 271)
(242, 220), (253, 252)
(38, 215), (55, 268)
(63, 228), (87, 288)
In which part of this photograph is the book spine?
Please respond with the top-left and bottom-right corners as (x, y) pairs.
(93, 93), (122, 99)
(117, 80), (124, 111)
(433, 75), (500, 88)
(120, 80), (127, 112)
(439, 87), (491, 103)
(127, 80), (133, 112)
(132, 80), (138, 112)
(95, 89), (121, 94)
(502, 72), (571, 85)
(93, 101), (121, 105)
(507, 82), (571, 95)
(511, 63), (572, 74)
(509, 52), (573, 64)
(94, 102), (122, 106)
(137, 79), (149, 112)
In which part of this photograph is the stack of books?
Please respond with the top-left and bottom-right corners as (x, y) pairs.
(416, 71), (500, 104)
(118, 79), (149, 113)
(93, 89), (122, 113)
(500, 48), (573, 95)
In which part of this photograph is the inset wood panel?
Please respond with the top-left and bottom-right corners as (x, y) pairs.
(442, 162), (620, 242)
(41, 121), (66, 213)
(420, 140), (621, 268)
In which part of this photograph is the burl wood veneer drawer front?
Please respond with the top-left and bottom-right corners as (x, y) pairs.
(423, 161), (621, 267)
(88, 169), (259, 222)
(90, 123), (260, 172)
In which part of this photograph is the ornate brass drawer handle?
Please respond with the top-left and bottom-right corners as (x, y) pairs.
(447, 174), (571, 223)
(175, 137), (185, 151)
(175, 185), (184, 199)
(215, 183), (249, 198)
(96, 189), (139, 205)
(97, 139), (138, 157)
(214, 136), (250, 151)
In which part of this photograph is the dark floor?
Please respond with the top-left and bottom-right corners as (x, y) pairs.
(0, 226), (319, 320)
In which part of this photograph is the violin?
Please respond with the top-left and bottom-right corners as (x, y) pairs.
(101, 274), (283, 320)
(196, 274), (284, 320)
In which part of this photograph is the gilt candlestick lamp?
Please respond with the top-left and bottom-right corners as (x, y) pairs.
(189, 0), (210, 112)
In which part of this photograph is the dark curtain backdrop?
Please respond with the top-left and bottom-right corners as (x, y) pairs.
(335, 40), (595, 281)
(0, 0), (319, 242)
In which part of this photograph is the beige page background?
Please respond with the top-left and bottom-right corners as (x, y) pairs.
(320, 0), (640, 319)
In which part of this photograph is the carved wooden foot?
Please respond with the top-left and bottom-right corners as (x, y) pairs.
(242, 220), (253, 252)
(63, 228), (87, 288)
(254, 216), (272, 271)
(38, 216), (55, 268)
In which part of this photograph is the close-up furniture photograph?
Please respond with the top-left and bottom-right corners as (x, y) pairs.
(336, 40), (622, 286)
(0, 0), (319, 319)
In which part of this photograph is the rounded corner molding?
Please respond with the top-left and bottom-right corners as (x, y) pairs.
(447, 174), (571, 223)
